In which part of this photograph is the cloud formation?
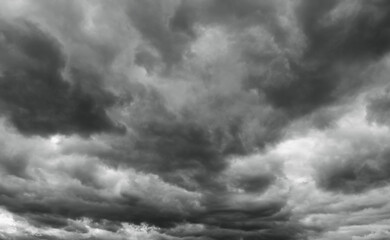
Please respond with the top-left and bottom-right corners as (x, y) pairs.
(0, 18), (125, 136)
(1, 0), (390, 239)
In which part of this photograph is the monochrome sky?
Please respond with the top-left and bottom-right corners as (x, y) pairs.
(1, 0), (390, 239)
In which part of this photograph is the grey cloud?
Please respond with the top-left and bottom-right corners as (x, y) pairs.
(246, 0), (390, 118)
(131, 0), (285, 73)
(233, 174), (276, 193)
(128, 0), (195, 72)
(2, 0), (390, 240)
(310, 107), (390, 194)
(165, 0), (390, 153)
(0, 152), (29, 179)
(0, 177), (188, 229)
(0, 19), (125, 136)
(298, 0), (390, 62)
(366, 87), (390, 127)
(0, 131), (200, 230)
(0, 206), (168, 240)
(167, 224), (303, 240)
(92, 93), (231, 192)
(316, 146), (390, 194)
(170, 0), (282, 37)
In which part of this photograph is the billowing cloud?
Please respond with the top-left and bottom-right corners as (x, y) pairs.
(0, 18), (125, 136)
(1, 0), (390, 239)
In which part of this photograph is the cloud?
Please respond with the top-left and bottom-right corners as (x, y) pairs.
(298, 0), (390, 62)
(0, 19), (125, 136)
(1, 0), (390, 239)
(274, 103), (390, 239)
(0, 206), (169, 240)
(366, 87), (390, 127)
(128, 0), (195, 72)
(246, 0), (390, 117)
(310, 107), (390, 194)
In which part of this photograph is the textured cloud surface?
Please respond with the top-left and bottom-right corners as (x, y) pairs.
(1, 0), (390, 239)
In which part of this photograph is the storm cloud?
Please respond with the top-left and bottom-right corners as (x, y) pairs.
(0, 18), (125, 136)
(1, 0), (390, 239)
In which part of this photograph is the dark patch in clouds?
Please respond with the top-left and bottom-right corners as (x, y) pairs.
(234, 174), (276, 193)
(129, 0), (195, 72)
(366, 87), (390, 127)
(247, 0), (390, 118)
(0, 179), (186, 228)
(0, 19), (124, 136)
(317, 143), (390, 194)
(299, 0), (390, 62)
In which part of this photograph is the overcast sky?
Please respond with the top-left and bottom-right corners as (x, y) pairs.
(1, 0), (390, 239)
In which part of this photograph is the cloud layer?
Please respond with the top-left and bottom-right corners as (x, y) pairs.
(1, 0), (390, 239)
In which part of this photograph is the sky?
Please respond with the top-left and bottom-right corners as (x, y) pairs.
(0, 0), (390, 239)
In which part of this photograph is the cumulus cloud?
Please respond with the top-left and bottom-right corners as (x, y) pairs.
(1, 0), (390, 239)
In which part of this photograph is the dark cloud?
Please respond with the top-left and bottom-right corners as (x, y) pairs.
(132, 0), (282, 72)
(0, 19), (125, 137)
(0, 179), (186, 229)
(182, 93), (288, 152)
(0, 152), (29, 179)
(299, 0), (390, 62)
(246, 0), (390, 118)
(128, 0), (195, 71)
(112, 0), (390, 199)
(166, 0), (390, 153)
(25, 213), (69, 229)
(233, 174), (276, 193)
(316, 146), (390, 194)
(366, 87), (390, 127)
(89, 92), (236, 192)
(134, 47), (162, 74)
(167, 224), (303, 240)
(2, 0), (390, 240)
(51, 93), (295, 238)
(193, 200), (289, 230)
